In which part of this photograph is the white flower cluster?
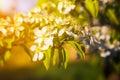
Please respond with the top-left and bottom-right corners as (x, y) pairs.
(23, 4), (80, 62)
(0, 17), (25, 38)
(30, 24), (78, 61)
(0, 3), (81, 63)
(30, 26), (54, 61)
(58, 1), (75, 14)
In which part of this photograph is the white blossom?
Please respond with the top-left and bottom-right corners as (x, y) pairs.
(34, 27), (47, 37)
(58, 28), (65, 36)
(33, 26), (54, 51)
(55, 17), (62, 24)
(64, 5), (75, 14)
(34, 38), (43, 44)
(32, 53), (38, 62)
(100, 51), (111, 58)
(30, 45), (37, 51)
(32, 52), (44, 62)
(57, 1), (75, 14)
(66, 31), (77, 38)
(38, 52), (44, 61)
(41, 36), (53, 50)
(58, 2), (63, 13)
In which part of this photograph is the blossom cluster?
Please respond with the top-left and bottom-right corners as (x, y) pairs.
(0, 1), (90, 69)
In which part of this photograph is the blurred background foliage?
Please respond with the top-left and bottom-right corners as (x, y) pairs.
(98, 0), (120, 41)
(0, 0), (120, 80)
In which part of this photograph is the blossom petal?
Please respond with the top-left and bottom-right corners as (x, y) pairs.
(35, 38), (43, 44)
(58, 29), (65, 36)
(34, 28), (41, 37)
(38, 52), (44, 61)
(58, 2), (63, 13)
(32, 53), (38, 62)
(44, 37), (53, 46)
(66, 31), (77, 38)
(41, 26), (47, 34)
(30, 45), (37, 51)
(51, 28), (57, 35)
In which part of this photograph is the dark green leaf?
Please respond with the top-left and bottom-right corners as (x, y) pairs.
(106, 9), (119, 25)
(63, 47), (69, 69)
(74, 42), (85, 60)
(85, 0), (99, 17)
(68, 41), (85, 60)
(43, 48), (51, 70)
(52, 48), (58, 66)
(93, 0), (99, 17)
(58, 47), (67, 67)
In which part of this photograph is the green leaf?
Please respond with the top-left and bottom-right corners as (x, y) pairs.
(4, 50), (11, 61)
(106, 9), (119, 25)
(85, 0), (99, 17)
(52, 48), (58, 66)
(74, 42), (85, 60)
(58, 47), (64, 67)
(63, 47), (69, 69)
(68, 41), (85, 60)
(43, 48), (51, 70)
(58, 47), (69, 68)
(93, 0), (99, 17)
